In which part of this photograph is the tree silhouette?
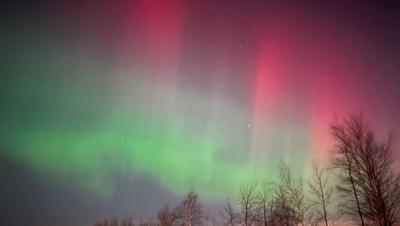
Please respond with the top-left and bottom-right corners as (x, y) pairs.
(331, 114), (400, 226)
(256, 182), (274, 226)
(174, 191), (202, 226)
(238, 183), (258, 226)
(276, 163), (306, 226)
(331, 115), (366, 225)
(220, 198), (238, 226)
(157, 204), (175, 226)
(307, 163), (332, 226)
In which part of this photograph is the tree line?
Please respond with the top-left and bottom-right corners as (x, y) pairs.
(94, 114), (400, 226)
(93, 191), (201, 226)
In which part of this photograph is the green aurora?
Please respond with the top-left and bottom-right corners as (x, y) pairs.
(0, 36), (310, 199)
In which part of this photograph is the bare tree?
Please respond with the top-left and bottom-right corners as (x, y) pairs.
(158, 204), (175, 226)
(355, 125), (400, 226)
(174, 191), (202, 226)
(331, 115), (366, 226)
(307, 163), (333, 226)
(238, 183), (258, 226)
(220, 198), (238, 226)
(278, 163), (306, 226)
(234, 166), (305, 226)
(256, 182), (274, 226)
(269, 183), (298, 226)
(330, 114), (400, 226)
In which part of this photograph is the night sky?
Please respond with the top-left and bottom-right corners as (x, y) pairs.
(1, 1), (400, 226)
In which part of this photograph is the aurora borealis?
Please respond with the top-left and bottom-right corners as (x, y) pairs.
(1, 1), (400, 226)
